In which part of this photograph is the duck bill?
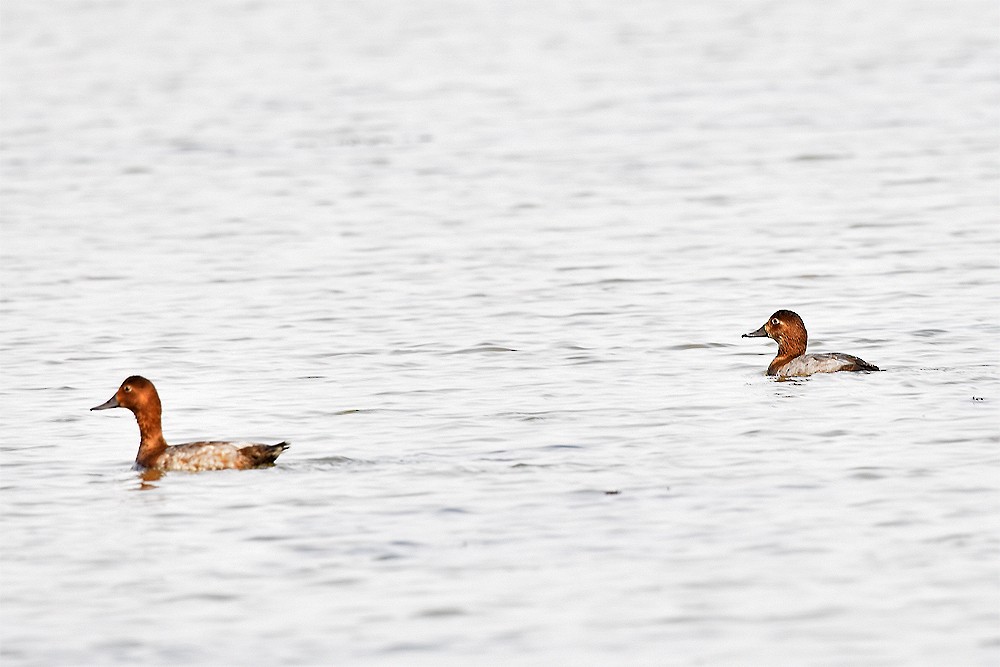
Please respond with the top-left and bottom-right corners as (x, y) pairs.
(91, 395), (120, 411)
(742, 324), (769, 338)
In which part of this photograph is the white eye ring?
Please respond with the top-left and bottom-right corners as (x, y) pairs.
(771, 318), (779, 325)
(124, 386), (132, 393)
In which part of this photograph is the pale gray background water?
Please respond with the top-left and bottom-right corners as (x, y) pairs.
(2, 1), (998, 665)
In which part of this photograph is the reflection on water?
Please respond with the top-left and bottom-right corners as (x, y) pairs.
(2, 0), (998, 665)
(133, 468), (165, 491)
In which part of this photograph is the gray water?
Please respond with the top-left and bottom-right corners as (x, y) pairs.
(2, 1), (998, 665)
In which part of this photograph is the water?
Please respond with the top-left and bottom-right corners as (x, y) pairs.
(2, 0), (998, 664)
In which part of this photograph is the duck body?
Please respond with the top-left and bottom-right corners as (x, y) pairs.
(139, 441), (289, 472)
(92, 375), (288, 471)
(769, 352), (879, 378)
(743, 310), (879, 378)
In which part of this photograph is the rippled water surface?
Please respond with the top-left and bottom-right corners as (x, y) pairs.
(2, 1), (998, 664)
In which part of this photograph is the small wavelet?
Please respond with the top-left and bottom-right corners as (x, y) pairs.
(445, 344), (517, 354)
(495, 411), (552, 422)
(790, 153), (851, 162)
(847, 467), (888, 480)
(912, 329), (948, 337)
(290, 455), (362, 471)
(413, 607), (467, 618)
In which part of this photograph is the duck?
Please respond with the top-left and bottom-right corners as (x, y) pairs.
(91, 375), (289, 471)
(742, 310), (880, 377)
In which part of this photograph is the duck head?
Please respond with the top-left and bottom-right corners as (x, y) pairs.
(91, 375), (162, 415)
(743, 309), (808, 355)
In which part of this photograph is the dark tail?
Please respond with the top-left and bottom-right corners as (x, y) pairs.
(239, 442), (290, 467)
(854, 358), (880, 372)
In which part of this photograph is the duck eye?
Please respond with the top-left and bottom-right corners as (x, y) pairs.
(771, 318), (779, 325)
(123, 385), (132, 393)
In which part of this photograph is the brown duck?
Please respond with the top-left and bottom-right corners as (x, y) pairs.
(743, 310), (880, 377)
(92, 375), (289, 471)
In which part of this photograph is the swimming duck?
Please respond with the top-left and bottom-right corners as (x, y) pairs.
(92, 375), (289, 471)
(743, 310), (880, 377)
